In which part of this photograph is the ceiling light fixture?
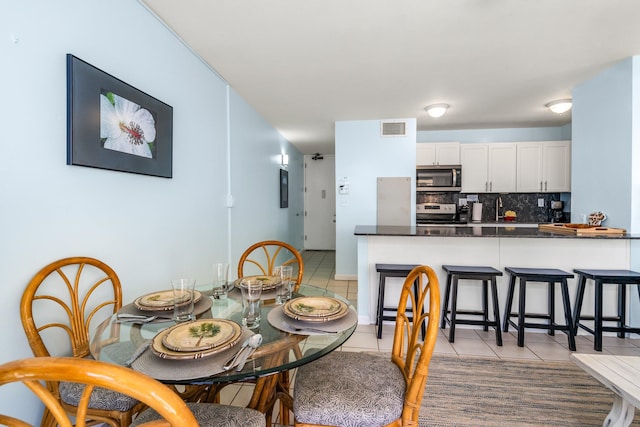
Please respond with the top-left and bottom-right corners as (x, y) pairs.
(425, 104), (449, 118)
(546, 99), (572, 114)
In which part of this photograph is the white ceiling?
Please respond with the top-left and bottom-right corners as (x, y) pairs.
(140, 0), (640, 155)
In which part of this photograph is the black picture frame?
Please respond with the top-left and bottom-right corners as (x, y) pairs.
(66, 54), (173, 178)
(280, 169), (289, 208)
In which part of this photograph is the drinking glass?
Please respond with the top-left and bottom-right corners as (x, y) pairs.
(171, 278), (196, 322)
(212, 262), (230, 300)
(241, 278), (262, 329)
(274, 265), (293, 304)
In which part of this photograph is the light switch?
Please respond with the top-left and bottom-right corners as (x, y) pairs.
(538, 198), (544, 208)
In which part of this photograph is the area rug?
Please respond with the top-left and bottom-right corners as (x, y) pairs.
(418, 354), (640, 427)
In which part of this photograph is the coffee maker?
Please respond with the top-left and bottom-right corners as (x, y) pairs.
(550, 200), (564, 223)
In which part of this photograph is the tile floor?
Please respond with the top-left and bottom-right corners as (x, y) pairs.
(222, 250), (640, 425)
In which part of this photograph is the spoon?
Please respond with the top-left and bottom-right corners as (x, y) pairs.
(236, 334), (262, 371)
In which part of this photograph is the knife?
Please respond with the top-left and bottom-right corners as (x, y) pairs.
(222, 339), (250, 371)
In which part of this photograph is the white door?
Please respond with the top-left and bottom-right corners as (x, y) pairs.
(304, 155), (336, 250)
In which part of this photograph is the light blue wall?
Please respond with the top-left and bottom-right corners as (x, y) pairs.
(335, 119), (417, 278)
(0, 1), (300, 421)
(572, 58), (634, 228)
(417, 126), (571, 143)
(229, 89), (304, 266)
(572, 56), (640, 325)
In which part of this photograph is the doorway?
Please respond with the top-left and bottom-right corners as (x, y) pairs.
(304, 154), (336, 250)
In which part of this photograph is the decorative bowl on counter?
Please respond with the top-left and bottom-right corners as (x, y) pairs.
(504, 216), (516, 222)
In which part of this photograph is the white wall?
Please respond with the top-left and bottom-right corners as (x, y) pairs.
(335, 119), (417, 278)
(0, 1), (301, 422)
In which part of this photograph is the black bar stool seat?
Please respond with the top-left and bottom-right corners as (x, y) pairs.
(440, 265), (503, 346)
(375, 264), (425, 339)
(573, 269), (640, 351)
(503, 267), (576, 351)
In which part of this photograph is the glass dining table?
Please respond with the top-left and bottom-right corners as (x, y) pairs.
(90, 283), (357, 420)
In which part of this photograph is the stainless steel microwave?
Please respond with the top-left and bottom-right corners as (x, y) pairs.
(416, 165), (462, 192)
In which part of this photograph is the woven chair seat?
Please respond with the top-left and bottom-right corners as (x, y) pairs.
(131, 401), (266, 427)
(294, 351), (405, 427)
(60, 381), (140, 412)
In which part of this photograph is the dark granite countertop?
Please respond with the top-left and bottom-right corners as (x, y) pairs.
(354, 225), (640, 239)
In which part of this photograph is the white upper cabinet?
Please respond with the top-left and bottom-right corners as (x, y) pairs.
(461, 144), (489, 192)
(416, 142), (460, 165)
(488, 143), (517, 193)
(461, 143), (516, 193)
(517, 141), (571, 192)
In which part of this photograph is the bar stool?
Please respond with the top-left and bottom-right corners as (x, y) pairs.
(573, 269), (640, 351)
(375, 264), (425, 339)
(440, 265), (503, 346)
(503, 267), (576, 351)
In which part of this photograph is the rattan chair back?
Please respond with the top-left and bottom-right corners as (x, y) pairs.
(391, 265), (441, 425)
(0, 357), (198, 427)
(237, 240), (304, 292)
(20, 256), (144, 427)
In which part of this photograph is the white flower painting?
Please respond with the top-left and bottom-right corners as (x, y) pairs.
(100, 91), (156, 158)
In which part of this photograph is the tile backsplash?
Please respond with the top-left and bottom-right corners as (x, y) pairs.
(416, 192), (568, 223)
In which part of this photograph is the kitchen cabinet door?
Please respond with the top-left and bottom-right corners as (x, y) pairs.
(461, 144), (489, 192)
(488, 143), (517, 192)
(543, 141), (571, 192)
(416, 142), (460, 165)
(516, 142), (544, 192)
(416, 144), (436, 165)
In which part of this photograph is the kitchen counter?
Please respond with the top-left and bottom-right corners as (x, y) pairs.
(355, 224), (639, 239)
(354, 223), (639, 326)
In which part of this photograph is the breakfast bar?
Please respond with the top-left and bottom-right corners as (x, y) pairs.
(354, 225), (640, 330)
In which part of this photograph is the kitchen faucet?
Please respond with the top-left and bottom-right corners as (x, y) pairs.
(496, 196), (503, 222)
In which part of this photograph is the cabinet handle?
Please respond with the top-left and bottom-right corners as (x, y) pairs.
(545, 181), (548, 191)
(540, 181), (543, 191)
(490, 182), (493, 192)
(485, 182), (488, 192)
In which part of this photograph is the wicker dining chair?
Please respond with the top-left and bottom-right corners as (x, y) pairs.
(0, 357), (197, 427)
(20, 256), (146, 427)
(237, 240), (304, 424)
(293, 265), (441, 427)
(237, 240), (304, 292)
(0, 357), (266, 427)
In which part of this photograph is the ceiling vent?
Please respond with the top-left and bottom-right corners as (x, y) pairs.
(380, 121), (407, 137)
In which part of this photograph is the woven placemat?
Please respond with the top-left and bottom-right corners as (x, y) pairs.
(131, 327), (254, 381)
(267, 306), (358, 335)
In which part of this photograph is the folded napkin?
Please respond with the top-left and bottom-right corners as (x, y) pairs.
(267, 305), (358, 335)
(131, 328), (254, 381)
(117, 297), (213, 323)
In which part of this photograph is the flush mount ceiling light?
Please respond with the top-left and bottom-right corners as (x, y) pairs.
(546, 99), (572, 114)
(425, 103), (449, 118)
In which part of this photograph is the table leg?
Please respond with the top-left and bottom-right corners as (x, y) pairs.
(604, 394), (635, 427)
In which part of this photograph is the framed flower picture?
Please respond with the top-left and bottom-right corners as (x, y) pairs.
(66, 54), (173, 178)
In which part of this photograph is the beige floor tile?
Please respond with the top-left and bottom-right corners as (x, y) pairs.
(450, 337), (497, 357)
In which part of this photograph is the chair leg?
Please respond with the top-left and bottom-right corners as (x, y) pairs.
(594, 279), (603, 351)
(414, 278), (426, 341)
(448, 276), (459, 343)
(517, 278), (527, 347)
(572, 274), (587, 335)
(547, 281), (555, 336)
(440, 273), (453, 329)
(617, 283), (626, 339)
(376, 274), (386, 339)
(482, 280), (489, 332)
(503, 274), (516, 332)
(490, 277), (502, 346)
(560, 278), (576, 351)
